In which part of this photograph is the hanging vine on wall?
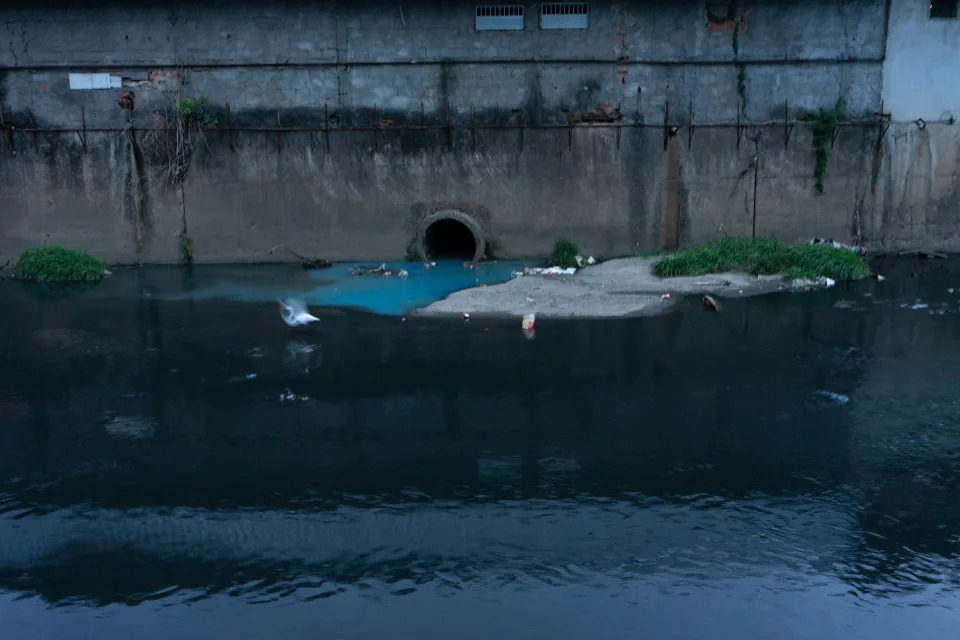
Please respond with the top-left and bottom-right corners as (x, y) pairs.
(805, 97), (846, 194)
(731, 13), (747, 118)
(143, 94), (218, 185)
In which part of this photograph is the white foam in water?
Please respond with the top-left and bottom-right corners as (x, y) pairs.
(815, 390), (850, 404)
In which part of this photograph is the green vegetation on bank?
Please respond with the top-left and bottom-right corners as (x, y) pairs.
(10, 246), (106, 282)
(652, 236), (869, 281)
(551, 238), (580, 269)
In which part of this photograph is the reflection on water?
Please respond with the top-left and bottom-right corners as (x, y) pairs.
(1, 256), (959, 639)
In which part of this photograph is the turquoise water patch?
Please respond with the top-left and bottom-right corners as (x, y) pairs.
(157, 260), (527, 315)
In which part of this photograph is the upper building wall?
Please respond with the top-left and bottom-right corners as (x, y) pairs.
(0, 1), (887, 128)
(883, 0), (960, 120)
(1, 0), (887, 67)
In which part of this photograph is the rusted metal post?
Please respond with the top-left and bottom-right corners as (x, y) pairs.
(225, 102), (235, 152)
(875, 99), (886, 149)
(324, 103), (330, 152)
(446, 103), (452, 152)
(30, 110), (39, 154)
(662, 103), (670, 150)
(275, 104), (281, 151)
(518, 115), (524, 153)
(1, 106), (14, 154)
(80, 106), (87, 153)
(616, 101), (622, 151)
(784, 100), (793, 148)
(471, 104), (476, 151)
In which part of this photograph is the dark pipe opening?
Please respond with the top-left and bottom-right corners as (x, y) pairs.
(423, 218), (477, 259)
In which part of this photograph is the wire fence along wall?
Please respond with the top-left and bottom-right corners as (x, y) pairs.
(3, 98), (950, 156)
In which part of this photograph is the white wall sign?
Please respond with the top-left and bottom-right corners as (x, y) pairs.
(68, 73), (122, 90)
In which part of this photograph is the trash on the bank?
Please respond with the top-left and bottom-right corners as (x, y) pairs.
(461, 312), (471, 321)
(810, 237), (866, 256)
(661, 293), (671, 300)
(874, 274), (886, 282)
(278, 298), (320, 326)
(228, 373), (258, 383)
(526, 266), (576, 276)
(511, 271), (524, 278)
(703, 294), (721, 311)
(818, 277), (836, 288)
(522, 313), (536, 330)
(351, 263), (408, 277)
(815, 390), (850, 404)
(575, 255), (584, 267)
(279, 388), (309, 403)
(899, 249), (947, 260)
(587, 256), (596, 265)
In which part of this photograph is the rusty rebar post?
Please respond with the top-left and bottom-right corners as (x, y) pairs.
(446, 103), (452, 152)
(0, 106), (13, 154)
(616, 101), (622, 150)
(784, 100), (793, 148)
(471, 104), (476, 151)
(80, 106), (88, 153)
(275, 104), (281, 152)
(324, 103), (330, 152)
(225, 102), (235, 152)
(662, 101), (669, 151)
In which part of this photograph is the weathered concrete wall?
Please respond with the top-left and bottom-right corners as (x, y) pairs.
(1, 0), (885, 129)
(883, 0), (960, 121)
(1, 0), (958, 263)
(2, 119), (958, 265)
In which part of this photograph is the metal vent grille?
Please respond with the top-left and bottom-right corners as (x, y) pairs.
(476, 5), (525, 30)
(541, 3), (588, 29)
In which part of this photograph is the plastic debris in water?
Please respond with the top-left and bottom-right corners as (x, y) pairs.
(279, 388), (309, 403)
(661, 293), (671, 300)
(703, 294), (721, 311)
(461, 312), (471, 321)
(815, 390), (850, 404)
(526, 267), (576, 276)
(587, 256), (596, 265)
(521, 313), (535, 330)
(278, 298), (320, 326)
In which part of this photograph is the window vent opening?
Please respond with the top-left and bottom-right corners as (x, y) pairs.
(476, 5), (525, 30)
(930, 0), (958, 19)
(541, 3), (589, 29)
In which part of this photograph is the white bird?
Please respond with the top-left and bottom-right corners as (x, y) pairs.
(277, 298), (320, 327)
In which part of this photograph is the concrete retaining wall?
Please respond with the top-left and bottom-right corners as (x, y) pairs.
(2, 121), (957, 264)
(1, 0), (958, 263)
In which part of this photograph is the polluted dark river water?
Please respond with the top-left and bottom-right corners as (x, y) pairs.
(1, 256), (960, 639)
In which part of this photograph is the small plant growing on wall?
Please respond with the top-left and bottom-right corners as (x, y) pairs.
(179, 234), (193, 265)
(805, 97), (845, 194)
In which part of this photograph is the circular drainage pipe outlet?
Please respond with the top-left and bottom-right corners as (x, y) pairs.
(417, 211), (486, 262)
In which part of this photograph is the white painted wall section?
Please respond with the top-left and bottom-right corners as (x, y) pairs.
(883, 0), (960, 121)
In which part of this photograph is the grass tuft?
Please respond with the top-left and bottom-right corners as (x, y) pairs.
(10, 246), (106, 283)
(652, 236), (869, 281)
(550, 238), (580, 269)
